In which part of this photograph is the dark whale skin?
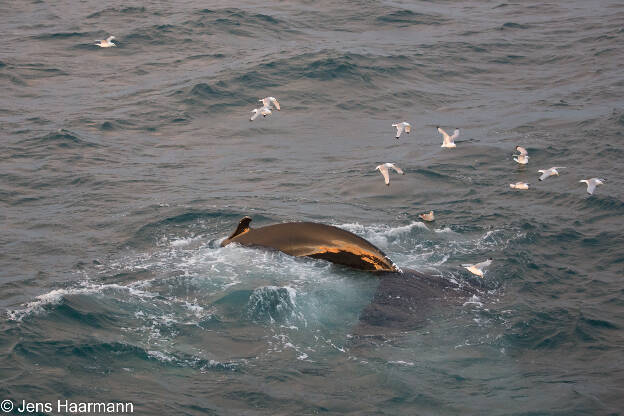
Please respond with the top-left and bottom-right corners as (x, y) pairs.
(358, 269), (478, 330)
(221, 217), (399, 272)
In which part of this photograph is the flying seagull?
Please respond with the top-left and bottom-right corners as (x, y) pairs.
(438, 126), (459, 148)
(462, 258), (492, 278)
(392, 122), (411, 139)
(513, 146), (529, 165)
(95, 36), (116, 48)
(250, 106), (272, 121)
(579, 178), (605, 195)
(260, 96), (280, 111)
(538, 166), (566, 181)
(375, 163), (404, 186)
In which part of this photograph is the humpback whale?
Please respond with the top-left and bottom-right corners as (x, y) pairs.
(221, 216), (478, 331)
(221, 216), (399, 272)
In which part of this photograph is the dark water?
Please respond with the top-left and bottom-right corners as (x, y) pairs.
(2, 0), (624, 414)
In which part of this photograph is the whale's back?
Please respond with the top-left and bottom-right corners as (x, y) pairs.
(221, 220), (398, 272)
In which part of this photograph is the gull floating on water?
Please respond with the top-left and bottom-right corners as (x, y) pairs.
(462, 258), (492, 278)
(260, 96), (280, 111)
(538, 166), (565, 181)
(510, 182), (530, 190)
(95, 36), (116, 48)
(375, 163), (404, 186)
(579, 178), (605, 195)
(250, 106), (272, 121)
(513, 145), (529, 165)
(419, 211), (435, 222)
(438, 126), (459, 148)
(392, 122), (411, 139)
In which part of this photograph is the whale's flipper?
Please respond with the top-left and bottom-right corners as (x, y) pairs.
(225, 216), (252, 242)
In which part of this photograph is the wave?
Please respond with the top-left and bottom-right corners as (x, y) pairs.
(11, 338), (240, 371)
(16, 129), (99, 151)
(504, 308), (620, 350)
(185, 8), (293, 37)
(86, 6), (146, 19)
(125, 210), (243, 248)
(376, 9), (446, 26)
(499, 22), (530, 30)
(33, 31), (86, 40)
(244, 286), (302, 324)
(176, 50), (417, 112)
(6, 283), (156, 322)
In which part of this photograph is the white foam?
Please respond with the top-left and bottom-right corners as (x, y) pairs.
(147, 350), (175, 362)
(170, 236), (202, 248)
(338, 221), (427, 242)
(6, 283), (157, 322)
(463, 295), (483, 307)
(388, 360), (415, 366)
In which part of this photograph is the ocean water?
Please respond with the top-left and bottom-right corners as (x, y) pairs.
(1, 0), (623, 414)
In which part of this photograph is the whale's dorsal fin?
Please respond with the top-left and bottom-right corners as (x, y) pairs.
(228, 216), (252, 240)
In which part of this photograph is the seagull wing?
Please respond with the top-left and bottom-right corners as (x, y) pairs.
(538, 171), (550, 181)
(462, 264), (482, 276)
(388, 163), (404, 175)
(437, 127), (450, 141)
(106, 36), (115, 42)
(450, 128), (460, 140)
(586, 182), (596, 194)
(377, 165), (390, 185)
(516, 146), (528, 156)
(271, 97), (280, 110)
(475, 259), (492, 270)
(250, 109), (260, 121)
(394, 124), (403, 139)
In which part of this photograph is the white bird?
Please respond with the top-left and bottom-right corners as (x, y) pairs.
(513, 145), (529, 165)
(510, 182), (530, 190)
(438, 126), (459, 148)
(250, 106), (272, 121)
(579, 178), (605, 195)
(259, 96), (280, 111)
(392, 122), (411, 139)
(419, 211), (435, 222)
(538, 166), (566, 181)
(375, 163), (404, 186)
(95, 36), (116, 48)
(461, 258), (493, 278)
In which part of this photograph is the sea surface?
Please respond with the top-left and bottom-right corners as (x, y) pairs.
(1, 0), (623, 414)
